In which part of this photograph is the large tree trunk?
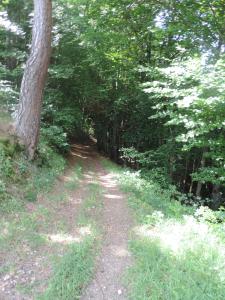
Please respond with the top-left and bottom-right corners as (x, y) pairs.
(14, 0), (52, 159)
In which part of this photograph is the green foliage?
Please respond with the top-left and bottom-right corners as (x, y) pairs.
(0, 180), (7, 200)
(142, 168), (172, 189)
(1, 0), (225, 204)
(0, 144), (14, 203)
(0, 131), (66, 209)
(40, 237), (95, 300)
(0, 196), (24, 213)
(136, 55), (225, 203)
(1, 0), (225, 211)
(41, 126), (69, 154)
(0, 79), (19, 108)
(0, 146), (13, 178)
(193, 206), (225, 225)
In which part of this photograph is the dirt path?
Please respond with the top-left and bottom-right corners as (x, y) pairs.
(81, 155), (133, 300)
(0, 143), (133, 300)
(0, 143), (98, 300)
(63, 143), (133, 299)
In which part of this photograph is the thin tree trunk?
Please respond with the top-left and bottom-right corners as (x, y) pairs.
(211, 184), (222, 210)
(196, 151), (206, 197)
(14, 0), (52, 159)
(189, 158), (196, 194)
(183, 157), (189, 188)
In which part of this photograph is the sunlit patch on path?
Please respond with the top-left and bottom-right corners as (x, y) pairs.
(45, 226), (93, 245)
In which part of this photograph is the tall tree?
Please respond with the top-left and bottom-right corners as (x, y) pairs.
(14, 0), (52, 159)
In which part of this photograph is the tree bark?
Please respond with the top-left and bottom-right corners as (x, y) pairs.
(14, 0), (52, 159)
(196, 151), (206, 197)
(211, 184), (222, 210)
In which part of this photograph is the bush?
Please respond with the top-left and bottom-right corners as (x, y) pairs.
(0, 180), (7, 199)
(142, 167), (171, 189)
(194, 206), (225, 224)
(41, 126), (70, 153)
(36, 140), (56, 166)
(0, 146), (14, 178)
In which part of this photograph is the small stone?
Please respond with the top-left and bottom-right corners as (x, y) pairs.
(118, 289), (122, 295)
(3, 275), (10, 281)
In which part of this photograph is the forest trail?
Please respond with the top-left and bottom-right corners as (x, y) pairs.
(80, 148), (133, 300)
(62, 143), (133, 299)
(59, 143), (133, 300)
(0, 143), (133, 300)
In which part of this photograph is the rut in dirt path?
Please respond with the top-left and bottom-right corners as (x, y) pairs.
(81, 157), (133, 300)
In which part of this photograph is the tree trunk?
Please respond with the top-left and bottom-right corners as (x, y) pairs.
(196, 151), (206, 197)
(211, 184), (222, 210)
(189, 158), (196, 194)
(14, 0), (52, 159)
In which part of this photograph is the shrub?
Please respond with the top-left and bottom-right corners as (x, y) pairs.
(41, 126), (69, 153)
(0, 180), (7, 198)
(0, 146), (14, 178)
(142, 167), (171, 189)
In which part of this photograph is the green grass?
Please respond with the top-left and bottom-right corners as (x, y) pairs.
(0, 209), (47, 252)
(39, 236), (96, 300)
(64, 164), (83, 190)
(78, 181), (103, 224)
(0, 146), (67, 251)
(0, 196), (24, 214)
(47, 191), (69, 204)
(0, 110), (11, 122)
(39, 180), (103, 300)
(16, 281), (38, 296)
(0, 145), (69, 293)
(0, 145), (66, 209)
(29, 152), (66, 196)
(102, 158), (225, 300)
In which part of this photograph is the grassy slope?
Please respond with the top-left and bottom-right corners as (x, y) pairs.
(102, 158), (225, 300)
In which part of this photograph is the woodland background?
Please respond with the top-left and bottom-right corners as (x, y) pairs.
(0, 0), (225, 207)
